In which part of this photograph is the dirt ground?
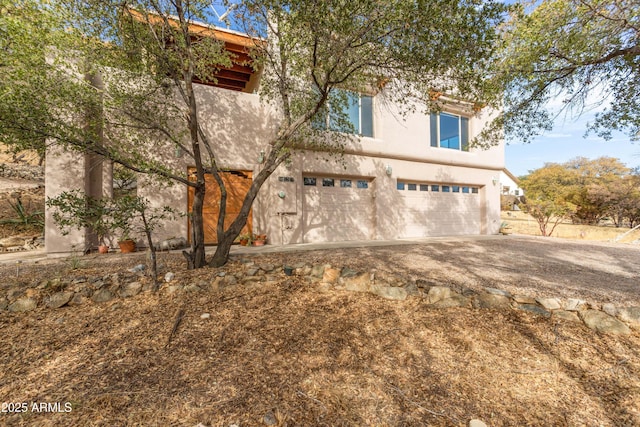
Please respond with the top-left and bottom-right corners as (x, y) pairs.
(1, 238), (640, 426)
(502, 211), (640, 243)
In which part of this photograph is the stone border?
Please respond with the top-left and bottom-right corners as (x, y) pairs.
(2, 261), (639, 335)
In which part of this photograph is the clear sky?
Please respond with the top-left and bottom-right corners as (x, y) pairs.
(505, 108), (639, 178)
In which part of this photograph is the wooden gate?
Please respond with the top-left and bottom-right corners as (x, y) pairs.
(187, 169), (253, 244)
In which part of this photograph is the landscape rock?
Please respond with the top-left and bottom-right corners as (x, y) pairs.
(47, 291), (74, 309)
(322, 267), (341, 284)
(246, 267), (259, 277)
(158, 237), (187, 251)
(222, 275), (237, 287)
(129, 264), (146, 273)
(513, 294), (537, 305)
(602, 303), (617, 317)
(485, 287), (511, 298)
(0, 236), (26, 247)
(536, 297), (562, 311)
(8, 297), (37, 312)
(7, 288), (24, 301)
(617, 307), (640, 328)
(427, 286), (453, 304)
(0, 298), (7, 311)
(200, 313), (211, 320)
(403, 282), (420, 296)
(580, 310), (631, 335)
(370, 285), (407, 301)
(91, 279), (106, 290)
(184, 284), (202, 293)
(310, 265), (325, 278)
(259, 263), (275, 272)
(431, 295), (471, 308)
(68, 294), (86, 306)
(341, 267), (358, 278)
(92, 289), (115, 303)
(469, 420), (488, 427)
(517, 304), (551, 318)
(565, 298), (587, 311)
(263, 412), (277, 426)
(340, 272), (371, 293)
(474, 294), (511, 310)
(553, 310), (581, 323)
(119, 282), (142, 298)
(166, 285), (182, 294)
(165, 272), (175, 283)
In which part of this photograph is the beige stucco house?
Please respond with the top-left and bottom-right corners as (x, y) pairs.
(44, 23), (504, 254)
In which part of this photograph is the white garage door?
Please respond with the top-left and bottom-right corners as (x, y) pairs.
(302, 176), (374, 243)
(396, 182), (482, 237)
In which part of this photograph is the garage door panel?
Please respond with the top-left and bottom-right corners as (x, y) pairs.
(303, 176), (374, 243)
(397, 185), (481, 237)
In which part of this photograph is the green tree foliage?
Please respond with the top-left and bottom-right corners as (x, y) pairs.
(563, 156), (629, 224)
(521, 156), (640, 235)
(497, 0), (640, 143)
(0, 0), (74, 158)
(520, 164), (577, 236)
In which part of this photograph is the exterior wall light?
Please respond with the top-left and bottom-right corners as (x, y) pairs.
(385, 164), (392, 176)
(278, 191), (286, 198)
(257, 150), (265, 164)
(492, 176), (498, 186)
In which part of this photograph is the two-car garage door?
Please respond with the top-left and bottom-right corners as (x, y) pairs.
(396, 182), (482, 237)
(302, 176), (374, 243)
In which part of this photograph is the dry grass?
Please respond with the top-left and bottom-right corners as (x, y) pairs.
(1, 251), (640, 426)
(501, 211), (640, 243)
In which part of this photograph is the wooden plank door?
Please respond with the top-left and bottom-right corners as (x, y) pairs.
(187, 169), (253, 244)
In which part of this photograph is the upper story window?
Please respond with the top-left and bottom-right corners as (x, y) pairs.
(314, 90), (374, 137)
(430, 112), (469, 151)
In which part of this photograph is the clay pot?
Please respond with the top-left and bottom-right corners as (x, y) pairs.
(98, 245), (109, 254)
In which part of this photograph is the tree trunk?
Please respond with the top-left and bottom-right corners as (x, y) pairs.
(208, 152), (286, 267)
(140, 212), (159, 292)
(189, 182), (207, 268)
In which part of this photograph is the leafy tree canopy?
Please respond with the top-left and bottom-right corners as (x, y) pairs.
(497, 0), (640, 143)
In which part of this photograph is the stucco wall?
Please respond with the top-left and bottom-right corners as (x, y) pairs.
(45, 82), (503, 252)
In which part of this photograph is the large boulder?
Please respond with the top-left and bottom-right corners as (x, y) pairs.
(617, 307), (640, 329)
(370, 285), (407, 301)
(8, 297), (37, 312)
(427, 286), (453, 304)
(340, 272), (371, 293)
(473, 294), (511, 310)
(47, 291), (74, 309)
(580, 310), (631, 335)
(119, 282), (143, 298)
(92, 289), (115, 303)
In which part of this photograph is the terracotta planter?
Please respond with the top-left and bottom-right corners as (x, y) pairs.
(118, 239), (136, 253)
(98, 244), (109, 254)
(239, 239), (249, 246)
(252, 239), (266, 247)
